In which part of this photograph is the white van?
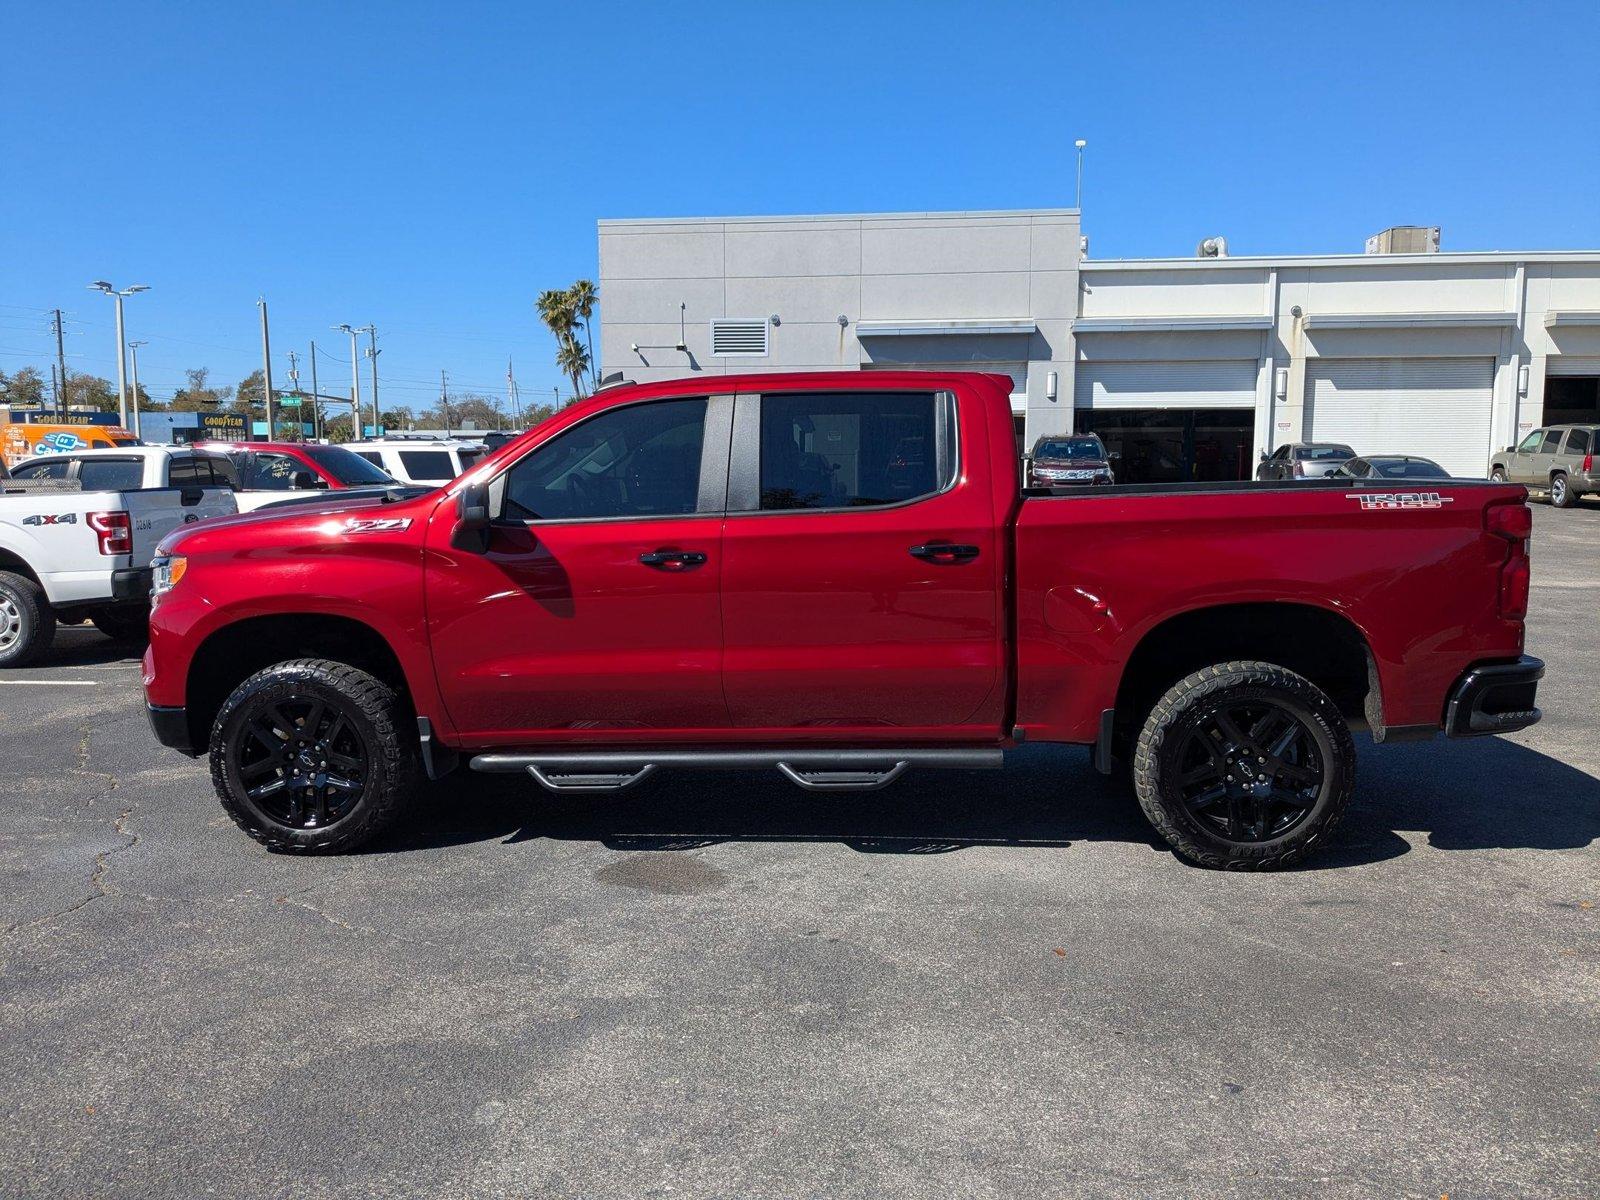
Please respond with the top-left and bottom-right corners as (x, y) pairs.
(342, 437), (487, 486)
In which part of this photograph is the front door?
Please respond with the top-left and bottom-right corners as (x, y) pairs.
(1508, 429), (1545, 483)
(718, 387), (1004, 737)
(426, 395), (733, 743)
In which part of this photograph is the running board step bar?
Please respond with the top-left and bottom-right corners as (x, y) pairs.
(470, 748), (1002, 795)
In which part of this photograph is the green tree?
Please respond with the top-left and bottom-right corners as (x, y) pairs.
(232, 369), (265, 415)
(417, 392), (501, 432)
(568, 278), (599, 390)
(169, 367), (233, 413)
(62, 373), (119, 412)
(0, 367), (47, 408)
(537, 286), (590, 402)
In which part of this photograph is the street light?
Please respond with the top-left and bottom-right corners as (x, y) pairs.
(88, 281), (150, 429)
(127, 340), (148, 440)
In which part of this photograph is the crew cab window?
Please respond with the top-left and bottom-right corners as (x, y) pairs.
(1516, 431), (1544, 453)
(501, 398), (706, 521)
(77, 458), (145, 491)
(398, 451), (457, 483)
(1539, 431), (1563, 453)
(167, 457), (209, 486)
(758, 391), (952, 510)
(249, 453), (327, 490)
(1563, 429), (1592, 455)
(10, 459), (69, 480)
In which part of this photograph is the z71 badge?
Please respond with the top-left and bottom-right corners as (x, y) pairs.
(342, 517), (413, 534)
(1347, 492), (1454, 511)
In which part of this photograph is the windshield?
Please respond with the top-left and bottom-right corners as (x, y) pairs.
(1034, 438), (1104, 461)
(301, 444), (396, 485)
(1297, 445), (1354, 461)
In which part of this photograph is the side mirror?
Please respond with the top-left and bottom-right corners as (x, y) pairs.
(451, 481), (492, 553)
(1259, 450), (1269, 461)
(1108, 450), (1122, 461)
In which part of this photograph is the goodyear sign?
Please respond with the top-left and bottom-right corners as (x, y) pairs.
(12, 410), (121, 426)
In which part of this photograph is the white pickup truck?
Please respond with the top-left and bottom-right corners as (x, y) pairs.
(0, 446), (236, 666)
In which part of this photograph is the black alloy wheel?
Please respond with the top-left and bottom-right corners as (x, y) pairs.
(234, 695), (370, 829)
(1171, 698), (1322, 843)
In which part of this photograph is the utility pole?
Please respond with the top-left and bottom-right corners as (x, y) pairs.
(286, 350), (301, 441)
(50, 364), (59, 419)
(365, 327), (380, 435)
(439, 369), (451, 436)
(52, 309), (67, 419)
(127, 340), (147, 439)
(334, 324), (369, 435)
(309, 341), (321, 441)
(258, 298), (276, 440)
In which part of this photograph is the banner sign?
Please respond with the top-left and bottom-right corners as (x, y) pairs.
(12, 410), (121, 426)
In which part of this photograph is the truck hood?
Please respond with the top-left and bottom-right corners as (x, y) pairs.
(155, 488), (444, 556)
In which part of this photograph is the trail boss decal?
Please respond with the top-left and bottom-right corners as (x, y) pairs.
(1347, 492), (1455, 511)
(342, 517), (413, 534)
(21, 513), (77, 527)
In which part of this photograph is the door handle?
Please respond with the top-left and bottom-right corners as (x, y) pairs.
(909, 542), (980, 563)
(639, 549), (707, 568)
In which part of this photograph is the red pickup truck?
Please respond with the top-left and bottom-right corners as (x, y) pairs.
(142, 371), (1542, 869)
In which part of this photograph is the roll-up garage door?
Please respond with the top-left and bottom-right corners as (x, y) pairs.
(1075, 360), (1258, 409)
(1306, 358), (1494, 478)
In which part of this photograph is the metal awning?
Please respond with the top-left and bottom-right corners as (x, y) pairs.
(1544, 310), (1600, 329)
(1302, 311), (1516, 330)
(1070, 315), (1273, 333)
(854, 318), (1037, 338)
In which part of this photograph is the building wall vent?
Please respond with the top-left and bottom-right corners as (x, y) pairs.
(1365, 226), (1441, 255)
(710, 318), (769, 356)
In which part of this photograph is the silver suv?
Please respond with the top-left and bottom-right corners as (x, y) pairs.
(1489, 424), (1599, 509)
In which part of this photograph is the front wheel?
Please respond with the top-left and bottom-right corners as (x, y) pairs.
(209, 658), (420, 853)
(1549, 473), (1573, 508)
(1132, 661), (1355, 869)
(1489, 467), (1508, 483)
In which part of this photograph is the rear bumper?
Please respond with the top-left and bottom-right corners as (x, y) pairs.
(1443, 656), (1544, 738)
(146, 703), (200, 756)
(111, 567), (152, 602)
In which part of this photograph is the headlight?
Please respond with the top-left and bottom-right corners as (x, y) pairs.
(150, 555), (187, 604)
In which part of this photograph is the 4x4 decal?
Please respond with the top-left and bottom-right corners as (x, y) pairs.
(21, 513), (78, 527)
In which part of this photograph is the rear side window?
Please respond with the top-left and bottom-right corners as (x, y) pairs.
(398, 451), (457, 482)
(501, 398), (707, 521)
(758, 391), (954, 510)
(1539, 431), (1563, 453)
(1562, 429), (1592, 455)
(77, 458), (145, 491)
(167, 457), (205, 485)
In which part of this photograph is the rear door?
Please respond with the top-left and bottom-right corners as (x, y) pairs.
(718, 385), (1004, 735)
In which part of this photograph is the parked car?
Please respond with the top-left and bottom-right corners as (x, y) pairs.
(1027, 433), (1114, 487)
(343, 437), (487, 485)
(142, 370), (1541, 870)
(194, 441), (401, 512)
(0, 448), (236, 665)
(1488, 424), (1598, 509)
(1256, 442), (1355, 480)
(1331, 455), (1451, 481)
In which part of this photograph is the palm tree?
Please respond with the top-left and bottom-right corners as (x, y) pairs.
(567, 279), (599, 390)
(555, 338), (590, 403)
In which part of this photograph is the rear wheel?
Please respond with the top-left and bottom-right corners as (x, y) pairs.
(1549, 472), (1573, 508)
(0, 570), (54, 668)
(1132, 661), (1355, 869)
(91, 604), (150, 643)
(210, 658), (419, 853)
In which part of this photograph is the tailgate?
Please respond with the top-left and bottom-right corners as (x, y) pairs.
(125, 487), (237, 566)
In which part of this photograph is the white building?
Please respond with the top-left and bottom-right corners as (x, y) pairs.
(598, 210), (1600, 481)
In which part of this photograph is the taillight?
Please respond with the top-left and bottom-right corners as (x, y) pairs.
(1486, 501), (1531, 620)
(1291, 462), (1305, 478)
(86, 510), (132, 556)
(1584, 453), (1594, 473)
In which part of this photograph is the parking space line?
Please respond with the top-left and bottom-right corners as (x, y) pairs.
(0, 680), (101, 686)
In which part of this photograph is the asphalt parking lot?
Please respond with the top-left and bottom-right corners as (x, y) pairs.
(2, 504), (1596, 1199)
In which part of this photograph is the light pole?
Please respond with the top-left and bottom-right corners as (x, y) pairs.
(334, 324), (372, 436)
(1074, 139), (1087, 210)
(88, 281), (149, 428)
(127, 340), (148, 440)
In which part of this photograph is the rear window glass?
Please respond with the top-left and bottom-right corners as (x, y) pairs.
(1297, 445), (1354, 461)
(77, 458), (145, 491)
(399, 450), (457, 482)
(1372, 459), (1448, 479)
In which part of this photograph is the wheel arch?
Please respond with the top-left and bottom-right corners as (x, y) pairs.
(0, 548), (43, 588)
(184, 612), (412, 751)
(1112, 601), (1378, 741)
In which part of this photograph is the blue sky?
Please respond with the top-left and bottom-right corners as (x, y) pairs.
(3, 0), (1597, 416)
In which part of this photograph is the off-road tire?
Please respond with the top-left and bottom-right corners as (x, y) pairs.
(210, 658), (419, 853)
(91, 604), (150, 643)
(0, 570), (54, 669)
(1132, 661), (1355, 870)
(1549, 472), (1573, 508)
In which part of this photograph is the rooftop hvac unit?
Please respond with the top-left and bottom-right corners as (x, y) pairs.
(1365, 226), (1441, 255)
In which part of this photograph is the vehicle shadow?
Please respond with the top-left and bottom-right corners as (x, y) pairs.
(25, 625), (144, 668)
(375, 735), (1600, 870)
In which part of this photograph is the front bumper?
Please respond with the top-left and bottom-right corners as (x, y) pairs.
(146, 703), (200, 756)
(1443, 656), (1544, 738)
